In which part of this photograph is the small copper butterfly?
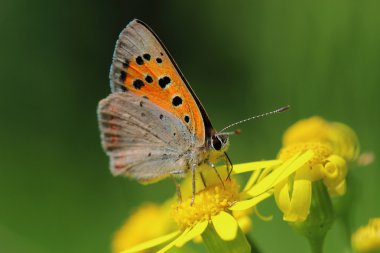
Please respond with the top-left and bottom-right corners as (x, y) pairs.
(97, 19), (288, 203)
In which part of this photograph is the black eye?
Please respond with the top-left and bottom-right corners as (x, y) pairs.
(212, 136), (222, 150)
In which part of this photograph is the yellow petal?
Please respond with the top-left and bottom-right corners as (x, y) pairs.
(330, 180), (346, 196)
(257, 167), (274, 182)
(254, 206), (273, 221)
(211, 211), (238, 241)
(233, 160), (282, 174)
(157, 229), (190, 253)
(322, 162), (339, 180)
(247, 150), (313, 196)
(282, 116), (328, 145)
(236, 215), (252, 233)
(229, 191), (273, 211)
(336, 180), (346, 195)
(284, 178), (312, 222)
(121, 230), (181, 253)
(327, 155), (346, 172)
(274, 181), (291, 214)
(330, 122), (360, 161)
(175, 221), (208, 247)
(243, 169), (262, 191)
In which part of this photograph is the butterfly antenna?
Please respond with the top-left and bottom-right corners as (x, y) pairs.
(215, 129), (241, 136)
(219, 105), (290, 133)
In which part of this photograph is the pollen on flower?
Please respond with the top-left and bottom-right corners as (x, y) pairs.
(277, 142), (332, 166)
(171, 180), (240, 230)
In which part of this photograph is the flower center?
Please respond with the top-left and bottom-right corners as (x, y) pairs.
(278, 142), (332, 166)
(171, 180), (240, 230)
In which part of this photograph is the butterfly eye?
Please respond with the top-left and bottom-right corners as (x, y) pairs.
(211, 136), (223, 151)
(211, 134), (229, 151)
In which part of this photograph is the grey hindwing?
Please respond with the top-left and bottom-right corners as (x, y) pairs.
(97, 92), (193, 181)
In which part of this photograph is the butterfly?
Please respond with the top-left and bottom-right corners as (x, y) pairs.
(97, 19), (231, 203)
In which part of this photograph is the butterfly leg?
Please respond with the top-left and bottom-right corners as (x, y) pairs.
(224, 152), (233, 181)
(190, 162), (197, 206)
(207, 161), (225, 188)
(199, 172), (207, 187)
(170, 175), (182, 204)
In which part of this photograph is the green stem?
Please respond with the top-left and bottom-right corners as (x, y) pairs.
(333, 174), (357, 253)
(247, 236), (262, 253)
(308, 234), (325, 253)
(341, 213), (353, 252)
(291, 181), (335, 253)
(202, 225), (251, 253)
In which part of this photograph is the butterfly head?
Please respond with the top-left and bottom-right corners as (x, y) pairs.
(205, 132), (230, 165)
(209, 133), (230, 152)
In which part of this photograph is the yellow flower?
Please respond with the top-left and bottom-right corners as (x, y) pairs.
(352, 218), (380, 253)
(116, 160), (286, 253)
(235, 150), (316, 222)
(239, 117), (359, 222)
(112, 201), (176, 253)
(113, 116), (360, 252)
(274, 142), (347, 221)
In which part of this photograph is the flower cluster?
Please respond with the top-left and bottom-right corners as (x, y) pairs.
(112, 116), (360, 253)
(272, 116), (359, 222)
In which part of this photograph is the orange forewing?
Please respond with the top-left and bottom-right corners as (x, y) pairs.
(123, 59), (204, 142)
(113, 21), (205, 143)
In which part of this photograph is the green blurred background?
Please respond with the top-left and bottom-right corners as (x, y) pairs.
(1, 0), (379, 252)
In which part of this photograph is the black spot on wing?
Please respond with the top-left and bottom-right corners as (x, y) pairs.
(158, 76), (171, 88)
(143, 54), (151, 60)
(145, 75), (153, 83)
(162, 154), (168, 160)
(120, 71), (126, 82)
(156, 57), (162, 63)
(184, 115), (190, 123)
(172, 96), (183, 106)
(120, 85), (128, 92)
(136, 56), (144, 65)
(133, 79), (144, 89)
(159, 114), (163, 120)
